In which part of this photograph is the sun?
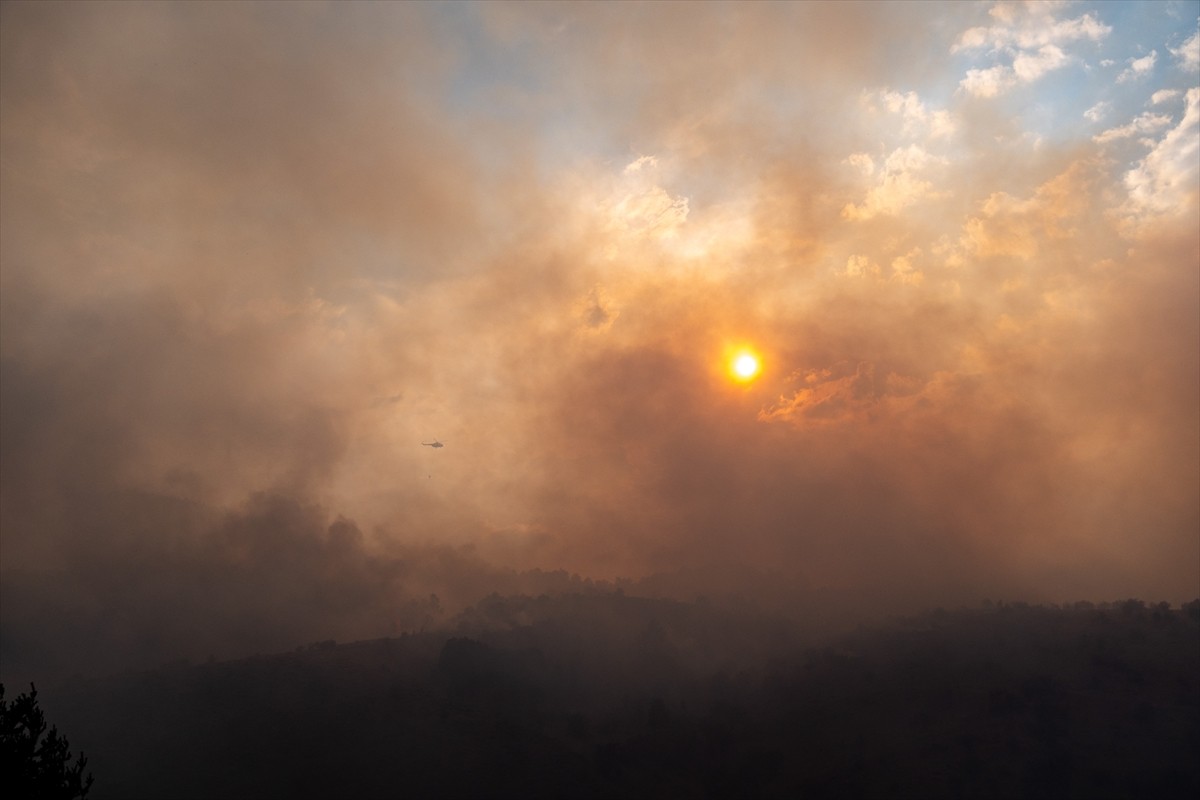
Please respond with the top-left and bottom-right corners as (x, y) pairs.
(730, 350), (761, 382)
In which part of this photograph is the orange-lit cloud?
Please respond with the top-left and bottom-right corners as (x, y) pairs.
(1, 1), (1196, 681)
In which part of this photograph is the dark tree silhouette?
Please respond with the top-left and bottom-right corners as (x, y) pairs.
(0, 683), (93, 799)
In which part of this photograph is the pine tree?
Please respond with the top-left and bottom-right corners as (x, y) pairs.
(0, 683), (93, 799)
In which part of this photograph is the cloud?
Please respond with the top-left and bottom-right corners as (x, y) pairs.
(843, 254), (881, 278)
(1117, 50), (1158, 83)
(603, 158), (691, 241)
(1, 1), (1196, 685)
(1150, 89), (1182, 105)
(1121, 87), (1200, 224)
(954, 4), (1110, 97)
(1012, 43), (1069, 81)
(890, 250), (925, 286)
(868, 89), (957, 139)
(960, 65), (1018, 98)
(953, 5), (1110, 52)
(959, 161), (1094, 260)
(577, 286), (618, 332)
(1170, 28), (1199, 72)
(842, 145), (946, 220)
(1083, 100), (1111, 122)
(845, 152), (876, 176)
(1093, 111), (1174, 144)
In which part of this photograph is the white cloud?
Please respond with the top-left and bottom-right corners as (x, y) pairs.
(1083, 101), (1111, 122)
(873, 90), (958, 139)
(1116, 50), (1157, 83)
(1012, 44), (1069, 82)
(883, 145), (939, 173)
(1122, 87), (1200, 223)
(1014, 12), (1110, 50)
(955, 26), (990, 52)
(1169, 28), (1199, 72)
(953, 8), (1110, 53)
(1150, 89), (1181, 105)
(961, 65), (1017, 98)
(954, 5), (1109, 97)
(1093, 112), (1173, 144)
(623, 155), (659, 175)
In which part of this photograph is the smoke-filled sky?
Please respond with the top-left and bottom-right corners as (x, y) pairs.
(2, 1), (1198, 678)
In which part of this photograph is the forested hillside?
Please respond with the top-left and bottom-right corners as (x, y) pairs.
(36, 595), (1200, 799)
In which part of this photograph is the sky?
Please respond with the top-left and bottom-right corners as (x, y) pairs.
(2, 0), (1198, 680)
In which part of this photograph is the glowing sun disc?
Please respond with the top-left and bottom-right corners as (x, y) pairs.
(731, 352), (761, 381)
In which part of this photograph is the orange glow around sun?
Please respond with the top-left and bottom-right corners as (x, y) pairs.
(729, 350), (762, 383)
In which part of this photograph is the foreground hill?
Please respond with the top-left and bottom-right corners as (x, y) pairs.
(39, 595), (1200, 799)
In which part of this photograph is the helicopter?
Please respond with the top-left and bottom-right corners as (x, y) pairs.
(421, 440), (444, 448)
